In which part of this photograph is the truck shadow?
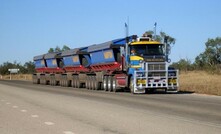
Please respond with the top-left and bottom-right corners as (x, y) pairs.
(115, 89), (194, 95)
(145, 90), (195, 95)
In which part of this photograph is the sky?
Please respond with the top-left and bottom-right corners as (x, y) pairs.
(0, 0), (221, 64)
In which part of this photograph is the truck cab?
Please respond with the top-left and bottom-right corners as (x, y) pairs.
(127, 36), (178, 93)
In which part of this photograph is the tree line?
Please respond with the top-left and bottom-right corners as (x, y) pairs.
(0, 61), (35, 75)
(171, 37), (221, 73)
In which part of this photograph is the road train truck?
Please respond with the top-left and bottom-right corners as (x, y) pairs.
(33, 35), (179, 94)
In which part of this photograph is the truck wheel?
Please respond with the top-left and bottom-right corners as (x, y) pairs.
(112, 77), (117, 92)
(108, 76), (113, 92)
(129, 78), (134, 94)
(103, 76), (108, 91)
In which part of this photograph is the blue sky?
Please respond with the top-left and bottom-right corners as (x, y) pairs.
(0, 0), (221, 64)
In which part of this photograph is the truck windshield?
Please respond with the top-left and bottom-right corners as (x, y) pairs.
(130, 44), (164, 56)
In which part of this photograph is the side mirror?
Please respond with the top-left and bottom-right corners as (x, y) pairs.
(167, 58), (171, 63)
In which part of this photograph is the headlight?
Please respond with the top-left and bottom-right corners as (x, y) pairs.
(136, 72), (144, 77)
(139, 60), (144, 63)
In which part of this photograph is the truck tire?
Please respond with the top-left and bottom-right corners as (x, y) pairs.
(108, 76), (113, 92)
(71, 77), (75, 88)
(60, 80), (63, 87)
(73, 76), (77, 88)
(93, 76), (100, 90)
(89, 76), (93, 90)
(129, 78), (134, 94)
(112, 77), (117, 92)
(85, 76), (89, 89)
(76, 76), (80, 88)
(103, 76), (108, 91)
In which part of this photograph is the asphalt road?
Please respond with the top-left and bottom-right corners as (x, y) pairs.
(0, 80), (221, 134)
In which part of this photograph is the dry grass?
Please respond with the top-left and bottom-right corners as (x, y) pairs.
(0, 74), (32, 81)
(179, 71), (221, 96)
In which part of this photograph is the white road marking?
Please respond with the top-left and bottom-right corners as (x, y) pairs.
(44, 122), (54, 125)
(63, 131), (75, 134)
(6, 102), (11, 105)
(31, 115), (39, 118)
(12, 105), (18, 108)
(21, 109), (27, 112)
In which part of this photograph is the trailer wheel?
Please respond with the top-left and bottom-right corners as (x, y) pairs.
(50, 79), (52, 86)
(76, 76), (80, 88)
(33, 75), (36, 84)
(73, 76), (77, 88)
(72, 78), (75, 88)
(93, 76), (100, 90)
(40, 79), (46, 85)
(88, 76), (93, 90)
(103, 76), (108, 91)
(85, 76), (89, 89)
(60, 80), (63, 86)
(64, 79), (67, 87)
(63, 79), (66, 87)
(53, 79), (55, 86)
(50, 79), (53, 86)
(90, 76), (94, 90)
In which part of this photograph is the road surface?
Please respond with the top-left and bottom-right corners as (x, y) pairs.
(0, 80), (221, 134)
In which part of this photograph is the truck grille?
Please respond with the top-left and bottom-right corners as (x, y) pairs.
(148, 64), (166, 71)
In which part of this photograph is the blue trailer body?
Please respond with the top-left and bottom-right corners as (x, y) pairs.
(44, 52), (61, 68)
(88, 36), (136, 66)
(35, 60), (46, 68)
(33, 54), (47, 71)
(90, 49), (115, 65)
(45, 59), (58, 68)
(61, 47), (91, 68)
(63, 56), (81, 66)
